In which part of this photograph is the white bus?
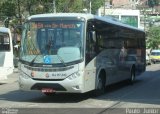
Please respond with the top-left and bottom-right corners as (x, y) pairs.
(19, 13), (145, 95)
(0, 27), (14, 80)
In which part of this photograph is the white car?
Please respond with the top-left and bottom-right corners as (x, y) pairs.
(150, 50), (160, 64)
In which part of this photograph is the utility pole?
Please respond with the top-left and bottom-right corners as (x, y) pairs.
(104, 0), (106, 16)
(17, 0), (22, 25)
(89, 0), (91, 14)
(53, 0), (56, 13)
(143, 8), (147, 32)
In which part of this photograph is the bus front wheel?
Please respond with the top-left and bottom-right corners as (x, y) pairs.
(94, 75), (105, 96)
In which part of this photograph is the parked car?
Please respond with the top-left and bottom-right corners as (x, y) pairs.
(150, 50), (160, 64)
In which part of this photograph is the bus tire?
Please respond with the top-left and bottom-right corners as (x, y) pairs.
(94, 74), (105, 96)
(130, 67), (135, 84)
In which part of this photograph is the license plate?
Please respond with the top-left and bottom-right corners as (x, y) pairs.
(41, 88), (55, 93)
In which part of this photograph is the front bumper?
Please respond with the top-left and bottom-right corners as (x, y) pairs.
(19, 74), (84, 93)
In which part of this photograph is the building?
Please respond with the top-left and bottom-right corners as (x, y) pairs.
(111, 0), (139, 9)
(97, 8), (141, 28)
(108, 0), (160, 14)
(98, 0), (160, 30)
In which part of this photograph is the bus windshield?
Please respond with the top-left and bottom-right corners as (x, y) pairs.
(20, 20), (84, 65)
(0, 32), (10, 51)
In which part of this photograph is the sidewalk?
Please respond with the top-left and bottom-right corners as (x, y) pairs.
(0, 68), (19, 84)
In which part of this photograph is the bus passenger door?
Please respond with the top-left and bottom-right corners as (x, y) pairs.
(84, 30), (97, 92)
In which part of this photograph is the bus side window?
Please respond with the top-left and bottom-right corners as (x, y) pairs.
(0, 34), (10, 51)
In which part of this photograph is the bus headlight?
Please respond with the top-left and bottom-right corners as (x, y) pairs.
(68, 72), (80, 80)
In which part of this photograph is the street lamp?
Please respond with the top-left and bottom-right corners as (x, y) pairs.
(83, 0), (91, 14)
(83, 8), (88, 13)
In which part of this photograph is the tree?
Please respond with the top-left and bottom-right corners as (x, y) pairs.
(0, 1), (16, 27)
(154, 0), (159, 6)
(148, 0), (159, 7)
(148, 0), (155, 7)
(0, 1), (16, 17)
(91, 0), (104, 14)
(0, 0), (105, 27)
(146, 26), (160, 49)
(56, 0), (83, 13)
(83, 0), (104, 14)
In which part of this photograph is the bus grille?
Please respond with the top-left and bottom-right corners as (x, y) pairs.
(24, 65), (74, 72)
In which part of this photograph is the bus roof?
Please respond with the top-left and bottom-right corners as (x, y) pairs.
(28, 13), (144, 32)
(0, 27), (10, 33)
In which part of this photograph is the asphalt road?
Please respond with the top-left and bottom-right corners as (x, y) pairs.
(0, 64), (160, 114)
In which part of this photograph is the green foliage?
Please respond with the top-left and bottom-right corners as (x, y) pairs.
(0, 0), (104, 27)
(147, 26), (160, 49)
(154, 0), (159, 6)
(56, 0), (83, 13)
(148, 0), (159, 7)
(91, 0), (104, 14)
(0, 1), (16, 17)
(0, 1), (16, 27)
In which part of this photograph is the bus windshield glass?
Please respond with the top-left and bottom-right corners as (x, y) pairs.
(20, 20), (84, 65)
(0, 32), (10, 51)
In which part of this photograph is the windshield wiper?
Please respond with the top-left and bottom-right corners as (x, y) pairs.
(57, 54), (67, 67)
(30, 53), (66, 66)
(29, 54), (40, 66)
